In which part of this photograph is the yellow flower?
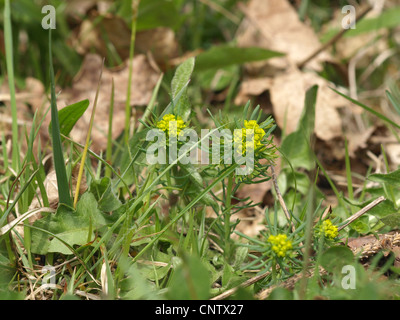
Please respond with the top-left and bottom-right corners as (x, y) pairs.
(268, 234), (292, 258)
(156, 114), (186, 137)
(235, 120), (266, 155)
(320, 219), (338, 239)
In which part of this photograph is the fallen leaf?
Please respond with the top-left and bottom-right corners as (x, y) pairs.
(347, 126), (375, 158)
(135, 27), (179, 68)
(237, 0), (332, 73)
(386, 143), (400, 168)
(270, 68), (348, 141)
(234, 77), (273, 106)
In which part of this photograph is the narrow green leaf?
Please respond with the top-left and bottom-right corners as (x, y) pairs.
(49, 30), (73, 207)
(195, 45), (284, 72)
(49, 99), (90, 137)
(386, 90), (400, 116)
(331, 88), (400, 130)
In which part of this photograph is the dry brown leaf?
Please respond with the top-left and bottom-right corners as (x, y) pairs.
(234, 77), (273, 106)
(270, 68), (348, 141)
(233, 208), (267, 239)
(135, 27), (179, 68)
(71, 12), (178, 69)
(386, 143), (400, 168)
(237, 0), (332, 74)
(346, 126), (375, 157)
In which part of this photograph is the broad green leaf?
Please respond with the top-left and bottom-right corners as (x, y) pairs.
(280, 86), (318, 170)
(386, 90), (400, 116)
(119, 263), (160, 300)
(222, 262), (235, 288)
(345, 197), (398, 218)
(136, 250), (171, 282)
(31, 193), (108, 255)
(350, 215), (370, 234)
(278, 169), (310, 196)
(233, 246), (248, 270)
(171, 57), (195, 121)
(49, 99), (89, 137)
(90, 177), (122, 212)
(166, 255), (210, 300)
(197, 65), (239, 91)
(320, 246), (354, 273)
(195, 45), (284, 72)
(368, 169), (400, 187)
(172, 57), (195, 99)
(380, 213), (400, 228)
(280, 133), (314, 170)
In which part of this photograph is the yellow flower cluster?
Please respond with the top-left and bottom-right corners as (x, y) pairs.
(268, 234), (292, 258)
(234, 120), (266, 155)
(320, 219), (338, 239)
(157, 114), (186, 137)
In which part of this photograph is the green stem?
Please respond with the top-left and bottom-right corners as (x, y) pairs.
(271, 259), (277, 283)
(105, 79), (115, 178)
(224, 173), (234, 258)
(4, 0), (20, 173)
(124, 0), (140, 144)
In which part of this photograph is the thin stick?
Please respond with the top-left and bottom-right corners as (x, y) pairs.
(338, 196), (385, 231)
(211, 272), (269, 300)
(297, 5), (373, 69)
(73, 58), (105, 208)
(270, 166), (296, 233)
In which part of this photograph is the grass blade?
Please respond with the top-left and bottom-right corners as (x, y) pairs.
(331, 88), (400, 130)
(49, 29), (73, 208)
(73, 59), (105, 208)
(124, 0), (140, 144)
(105, 78), (115, 178)
(4, 0), (20, 173)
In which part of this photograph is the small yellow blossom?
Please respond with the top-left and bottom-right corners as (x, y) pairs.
(157, 114), (186, 137)
(320, 219), (338, 239)
(234, 120), (266, 155)
(268, 234), (292, 257)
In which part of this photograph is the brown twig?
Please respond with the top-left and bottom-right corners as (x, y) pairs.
(338, 196), (386, 231)
(270, 165), (296, 233)
(297, 5), (373, 69)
